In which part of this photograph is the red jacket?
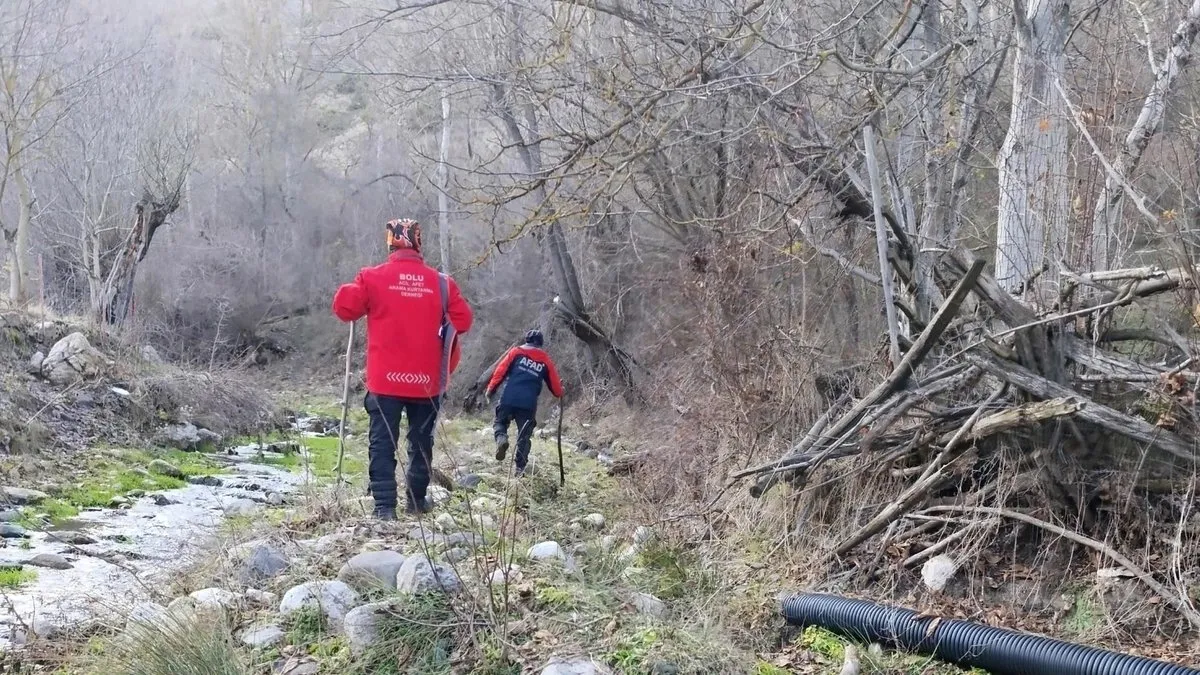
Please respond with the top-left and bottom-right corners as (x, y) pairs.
(332, 250), (473, 399)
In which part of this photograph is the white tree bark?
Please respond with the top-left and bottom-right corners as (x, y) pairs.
(1090, 0), (1200, 270)
(437, 89), (452, 273)
(995, 0), (1071, 297)
(9, 163), (32, 303)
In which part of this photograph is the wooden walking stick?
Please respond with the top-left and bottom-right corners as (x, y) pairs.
(334, 321), (355, 486)
(556, 403), (565, 487)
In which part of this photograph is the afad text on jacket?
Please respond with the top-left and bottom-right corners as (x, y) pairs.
(332, 249), (473, 399)
(486, 346), (564, 411)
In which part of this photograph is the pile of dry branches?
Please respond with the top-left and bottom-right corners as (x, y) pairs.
(731, 243), (1200, 627)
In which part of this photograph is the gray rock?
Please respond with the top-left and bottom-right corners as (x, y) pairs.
(540, 656), (614, 675)
(151, 494), (175, 506)
(197, 428), (223, 445)
(443, 548), (469, 564)
(343, 600), (398, 655)
(148, 459), (184, 480)
(0, 510), (21, 522)
(407, 526), (445, 545)
(428, 486), (451, 504)
(244, 588), (277, 606)
(396, 555), (462, 594)
(305, 531), (352, 554)
(140, 345), (164, 364)
(630, 592), (668, 619)
(224, 498), (261, 517)
(0, 486), (48, 505)
(528, 541), (564, 560)
(434, 513), (456, 531)
(632, 526), (653, 544)
(337, 550), (406, 590)
(267, 492), (285, 505)
(443, 532), (482, 548)
(582, 513), (606, 529)
(157, 423), (219, 452)
(190, 588), (239, 610)
(273, 657), (320, 675)
(650, 662), (681, 675)
(188, 475), (222, 487)
(60, 531), (97, 545)
(456, 473), (482, 489)
(0, 523), (28, 538)
(26, 553), (71, 570)
(231, 540), (290, 582)
(41, 332), (106, 384)
(241, 622), (285, 649)
(27, 351), (44, 374)
(278, 580), (359, 625)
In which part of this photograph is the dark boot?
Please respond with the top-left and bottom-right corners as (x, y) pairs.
(495, 436), (509, 461)
(373, 504), (397, 521)
(405, 497), (433, 515)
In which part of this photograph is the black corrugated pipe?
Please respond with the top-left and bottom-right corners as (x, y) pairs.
(781, 592), (1200, 675)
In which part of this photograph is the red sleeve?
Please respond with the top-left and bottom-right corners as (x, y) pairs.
(486, 348), (517, 397)
(446, 276), (473, 335)
(544, 356), (564, 398)
(332, 272), (368, 322)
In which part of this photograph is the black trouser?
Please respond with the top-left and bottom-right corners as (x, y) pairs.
(493, 404), (536, 469)
(365, 393), (440, 511)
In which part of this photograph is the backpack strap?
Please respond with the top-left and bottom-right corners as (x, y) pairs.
(436, 273), (456, 396)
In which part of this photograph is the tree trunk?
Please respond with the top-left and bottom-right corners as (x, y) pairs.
(437, 89), (452, 272)
(8, 164), (32, 303)
(1090, 0), (1200, 270)
(95, 193), (179, 325)
(995, 0), (1070, 298)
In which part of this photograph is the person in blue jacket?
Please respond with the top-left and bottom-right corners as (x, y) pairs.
(484, 330), (564, 476)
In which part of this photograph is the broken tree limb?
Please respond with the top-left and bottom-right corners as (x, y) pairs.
(831, 387), (1005, 557)
(901, 517), (1002, 568)
(922, 504), (1200, 630)
(933, 396), (1084, 445)
(967, 352), (1198, 462)
(739, 365), (981, 488)
(864, 125), (902, 367)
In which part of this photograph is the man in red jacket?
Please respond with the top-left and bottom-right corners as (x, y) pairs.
(332, 218), (473, 519)
(485, 329), (563, 476)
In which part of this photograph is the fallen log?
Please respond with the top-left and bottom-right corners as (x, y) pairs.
(967, 352), (1198, 462)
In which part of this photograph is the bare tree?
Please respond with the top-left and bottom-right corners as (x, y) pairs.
(994, 0), (1071, 296)
(0, 0), (75, 303)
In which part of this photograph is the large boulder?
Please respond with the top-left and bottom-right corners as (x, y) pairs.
(0, 486), (48, 505)
(148, 459), (184, 480)
(156, 423), (221, 452)
(278, 580), (359, 627)
(337, 550), (406, 591)
(40, 332), (107, 385)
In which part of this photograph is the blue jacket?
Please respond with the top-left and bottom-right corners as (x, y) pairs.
(485, 345), (564, 411)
